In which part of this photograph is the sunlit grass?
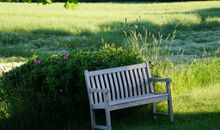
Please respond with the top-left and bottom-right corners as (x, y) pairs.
(111, 59), (220, 130)
(0, 2), (219, 34)
(0, 62), (24, 76)
(0, 2), (220, 62)
(174, 83), (220, 113)
(112, 83), (220, 130)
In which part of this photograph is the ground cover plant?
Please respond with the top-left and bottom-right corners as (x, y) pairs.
(0, 1), (220, 130)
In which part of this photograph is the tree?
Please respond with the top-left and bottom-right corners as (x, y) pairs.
(39, 0), (78, 9)
(64, 0), (78, 9)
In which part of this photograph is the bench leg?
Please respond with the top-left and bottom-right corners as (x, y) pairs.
(151, 103), (157, 114)
(105, 109), (112, 130)
(168, 97), (174, 122)
(90, 107), (96, 130)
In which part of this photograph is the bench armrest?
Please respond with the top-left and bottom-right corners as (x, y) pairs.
(88, 88), (109, 94)
(149, 78), (171, 83)
(149, 77), (172, 94)
(88, 88), (110, 103)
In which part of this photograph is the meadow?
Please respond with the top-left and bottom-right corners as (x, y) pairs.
(0, 1), (220, 130)
(0, 2), (220, 62)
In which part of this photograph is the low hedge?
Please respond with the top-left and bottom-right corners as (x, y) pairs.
(0, 45), (144, 130)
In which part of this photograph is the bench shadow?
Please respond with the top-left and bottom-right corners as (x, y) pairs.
(112, 111), (220, 130)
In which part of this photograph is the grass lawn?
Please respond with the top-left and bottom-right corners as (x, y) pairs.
(0, 1), (220, 130)
(0, 2), (220, 62)
(70, 82), (220, 130)
(112, 83), (220, 130)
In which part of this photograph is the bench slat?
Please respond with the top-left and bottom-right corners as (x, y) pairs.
(146, 62), (154, 93)
(104, 74), (111, 100)
(108, 73), (116, 101)
(142, 68), (149, 94)
(90, 76), (98, 104)
(121, 71), (129, 98)
(138, 68), (146, 95)
(99, 75), (106, 102)
(134, 69), (141, 96)
(113, 72), (120, 100)
(117, 72), (125, 99)
(125, 70), (133, 97)
(110, 94), (168, 106)
(129, 69), (137, 97)
(95, 76), (103, 103)
(109, 94), (169, 111)
(87, 63), (146, 76)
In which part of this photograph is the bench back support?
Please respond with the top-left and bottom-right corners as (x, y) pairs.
(85, 62), (153, 104)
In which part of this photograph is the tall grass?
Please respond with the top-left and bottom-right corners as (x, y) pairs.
(122, 25), (220, 94)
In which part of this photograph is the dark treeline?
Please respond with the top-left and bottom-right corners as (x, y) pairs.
(63, 0), (213, 1)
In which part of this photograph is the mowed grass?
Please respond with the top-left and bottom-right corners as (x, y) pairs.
(0, 2), (220, 62)
(112, 83), (220, 130)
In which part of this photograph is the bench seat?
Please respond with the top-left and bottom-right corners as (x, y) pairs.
(92, 93), (169, 110)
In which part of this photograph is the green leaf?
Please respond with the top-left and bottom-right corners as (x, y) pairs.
(64, 0), (78, 9)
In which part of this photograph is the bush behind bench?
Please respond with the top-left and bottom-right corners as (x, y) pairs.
(0, 45), (144, 130)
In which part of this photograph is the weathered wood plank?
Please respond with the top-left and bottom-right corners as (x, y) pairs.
(145, 62), (154, 93)
(108, 73), (116, 101)
(104, 74), (111, 100)
(129, 69), (137, 96)
(94, 125), (108, 130)
(113, 72), (120, 100)
(90, 76), (98, 104)
(95, 76), (103, 103)
(134, 69), (141, 96)
(142, 68), (149, 94)
(87, 63), (146, 76)
(99, 74), (106, 102)
(125, 70), (133, 97)
(117, 72), (125, 99)
(121, 71), (129, 98)
(138, 68), (146, 95)
(109, 94), (169, 111)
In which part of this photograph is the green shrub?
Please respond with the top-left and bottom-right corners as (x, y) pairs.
(0, 45), (144, 130)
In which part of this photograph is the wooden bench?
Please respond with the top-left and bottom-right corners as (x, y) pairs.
(84, 62), (173, 130)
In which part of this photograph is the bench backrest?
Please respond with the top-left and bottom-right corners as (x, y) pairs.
(84, 62), (153, 104)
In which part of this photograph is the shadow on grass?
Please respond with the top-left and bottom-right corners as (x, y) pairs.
(0, 28), (74, 59)
(194, 7), (220, 22)
(68, 7), (220, 45)
(0, 7), (219, 59)
(1, 103), (220, 130)
(112, 111), (220, 130)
